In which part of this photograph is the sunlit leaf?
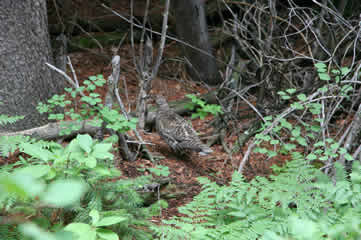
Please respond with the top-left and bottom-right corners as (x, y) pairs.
(95, 216), (127, 227)
(41, 179), (87, 207)
(20, 223), (56, 240)
(64, 223), (96, 240)
(77, 134), (93, 153)
(96, 229), (119, 240)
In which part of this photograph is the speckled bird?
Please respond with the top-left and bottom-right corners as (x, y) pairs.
(155, 95), (213, 156)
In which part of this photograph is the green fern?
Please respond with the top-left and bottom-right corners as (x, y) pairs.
(154, 157), (361, 239)
(0, 135), (32, 157)
(0, 224), (21, 240)
(0, 113), (28, 157)
(0, 115), (24, 126)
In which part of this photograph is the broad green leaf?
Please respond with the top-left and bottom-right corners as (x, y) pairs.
(0, 175), (28, 199)
(77, 134), (93, 153)
(330, 143), (339, 150)
(92, 143), (113, 160)
(296, 137), (307, 146)
(316, 68), (327, 73)
(319, 86), (328, 92)
(344, 153), (353, 161)
(45, 168), (57, 180)
(318, 73), (330, 81)
(54, 230), (74, 240)
(14, 165), (50, 179)
(284, 144), (296, 151)
(89, 209), (100, 225)
(341, 67), (350, 76)
(64, 223), (96, 240)
(94, 216), (127, 227)
(291, 128), (301, 137)
(67, 137), (83, 154)
(93, 166), (112, 176)
(325, 138), (334, 143)
(314, 62), (327, 69)
(314, 141), (324, 147)
(331, 69), (340, 74)
(264, 116), (273, 121)
(184, 103), (195, 110)
(306, 153), (317, 161)
(41, 179), (87, 207)
(291, 102), (303, 110)
(297, 94), (307, 101)
(255, 148), (268, 154)
(20, 223), (56, 240)
(350, 170), (361, 183)
(289, 216), (319, 239)
(21, 143), (52, 162)
(88, 76), (97, 81)
(310, 125), (321, 132)
(280, 119), (292, 130)
(85, 156), (97, 168)
(96, 229), (119, 240)
(89, 93), (100, 98)
(10, 173), (45, 198)
(286, 88), (297, 94)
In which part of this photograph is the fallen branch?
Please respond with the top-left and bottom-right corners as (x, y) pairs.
(0, 91), (219, 140)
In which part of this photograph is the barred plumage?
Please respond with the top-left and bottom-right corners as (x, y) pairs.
(155, 95), (213, 156)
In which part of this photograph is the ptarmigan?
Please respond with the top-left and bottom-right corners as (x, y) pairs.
(155, 95), (213, 156)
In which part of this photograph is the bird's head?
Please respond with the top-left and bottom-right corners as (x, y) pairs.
(154, 95), (169, 109)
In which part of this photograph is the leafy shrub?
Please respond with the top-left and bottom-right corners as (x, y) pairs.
(185, 94), (223, 119)
(0, 123), (88, 240)
(0, 78), (161, 240)
(37, 74), (137, 135)
(0, 133), (161, 240)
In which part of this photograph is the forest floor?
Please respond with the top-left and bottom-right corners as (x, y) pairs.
(65, 43), (290, 221)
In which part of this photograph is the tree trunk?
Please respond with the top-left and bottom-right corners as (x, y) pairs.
(172, 0), (222, 86)
(0, 0), (64, 131)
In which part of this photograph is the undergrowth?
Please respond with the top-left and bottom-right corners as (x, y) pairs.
(0, 75), (163, 240)
(152, 65), (361, 239)
(1, 62), (360, 240)
(154, 156), (361, 239)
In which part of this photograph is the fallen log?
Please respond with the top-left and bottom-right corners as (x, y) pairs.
(0, 91), (219, 140)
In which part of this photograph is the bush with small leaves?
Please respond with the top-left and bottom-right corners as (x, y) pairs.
(37, 74), (137, 135)
(184, 94), (223, 120)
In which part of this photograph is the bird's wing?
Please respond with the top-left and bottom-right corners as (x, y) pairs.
(157, 110), (200, 142)
(178, 118), (199, 139)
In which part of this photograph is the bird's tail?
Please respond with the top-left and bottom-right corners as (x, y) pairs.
(199, 145), (213, 156)
(177, 142), (213, 155)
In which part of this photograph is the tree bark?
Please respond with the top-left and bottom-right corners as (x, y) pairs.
(172, 0), (222, 86)
(0, 0), (64, 131)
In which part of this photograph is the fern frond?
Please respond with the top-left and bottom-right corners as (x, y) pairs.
(0, 115), (24, 126)
(0, 135), (31, 157)
(0, 224), (20, 240)
(155, 157), (361, 239)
